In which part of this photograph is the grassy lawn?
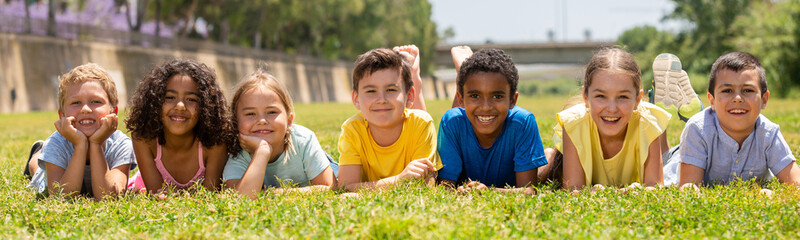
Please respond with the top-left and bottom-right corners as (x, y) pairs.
(2, 95), (800, 238)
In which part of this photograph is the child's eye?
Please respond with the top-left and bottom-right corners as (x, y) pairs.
(165, 96), (175, 100)
(244, 112), (255, 116)
(187, 97), (199, 102)
(744, 89), (756, 93)
(71, 101), (81, 105)
(469, 94), (479, 99)
(594, 94), (605, 98)
(619, 95), (629, 99)
(721, 89), (732, 93)
(365, 89), (376, 93)
(268, 111), (279, 115)
(492, 95), (504, 99)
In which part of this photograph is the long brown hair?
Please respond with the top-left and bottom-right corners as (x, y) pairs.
(229, 69), (295, 157)
(583, 47), (641, 95)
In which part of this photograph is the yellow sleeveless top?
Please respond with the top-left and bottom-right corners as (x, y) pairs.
(553, 102), (670, 186)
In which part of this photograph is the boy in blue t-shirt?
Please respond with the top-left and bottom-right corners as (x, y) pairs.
(437, 47), (547, 191)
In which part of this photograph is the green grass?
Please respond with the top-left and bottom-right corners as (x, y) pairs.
(2, 96), (800, 238)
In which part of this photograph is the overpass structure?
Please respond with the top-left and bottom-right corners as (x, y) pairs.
(434, 41), (617, 67)
(429, 41), (615, 99)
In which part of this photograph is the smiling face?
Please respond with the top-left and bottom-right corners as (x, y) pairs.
(161, 75), (200, 138)
(352, 68), (413, 130)
(459, 71), (518, 147)
(709, 68), (768, 142)
(236, 86), (294, 152)
(61, 80), (114, 136)
(583, 70), (643, 141)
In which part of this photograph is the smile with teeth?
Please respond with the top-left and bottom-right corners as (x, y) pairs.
(728, 109), (747, 114)
(78, 119), (95, 125)
(169, 115), (188, 122)
(601, 116), (620, 122)
(476, 115), (496, 123)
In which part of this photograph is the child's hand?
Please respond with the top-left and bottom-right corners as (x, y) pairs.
(89, 113), (118, 144)
(398, 158), (436, 181)
(457, 180), (488, 193)
(54, 116), (86, 145)
(239, 134), (270, 156)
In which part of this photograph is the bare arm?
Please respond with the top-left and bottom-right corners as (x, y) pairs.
(679, 163), (705, 187)
(225, 139), (271, 199)
(47, 116), (90, 196)
(561, 127), (586, 190)
(338, 159), (435, 192)
(278, 168), (337, 194)
(642, 132), (666, 187)
(132, 138), (164, 194)
(202, 144), (228, 191)
(775, 162), (800, 185)
(87, 114), (129, 200)
(515, 169), (537, 188)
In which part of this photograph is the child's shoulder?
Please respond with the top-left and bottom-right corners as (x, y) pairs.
(289, 124), (317, 142)
(685, 107), (720, 133)
(406, 108), (434, 122)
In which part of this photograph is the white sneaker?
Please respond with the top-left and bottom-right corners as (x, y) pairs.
(652, 53), (702, 121)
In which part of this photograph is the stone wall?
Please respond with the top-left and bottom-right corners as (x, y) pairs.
(0, 33), (363, 113)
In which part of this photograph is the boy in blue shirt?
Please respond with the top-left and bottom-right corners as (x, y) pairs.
(663, 52), (800, 189)
(437, 48), (547, 191)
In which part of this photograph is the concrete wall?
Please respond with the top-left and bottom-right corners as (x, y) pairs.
(0, 33), (362, 113)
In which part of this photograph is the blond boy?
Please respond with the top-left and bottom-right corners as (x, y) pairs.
(25, 63), (135, 200)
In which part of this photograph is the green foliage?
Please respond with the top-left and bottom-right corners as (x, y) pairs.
(3, 97), (800, 238)
(618, 0), (800, 97)
(146, 0), (439, 75)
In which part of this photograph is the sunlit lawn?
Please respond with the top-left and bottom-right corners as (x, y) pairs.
(1, 96), (799, 238)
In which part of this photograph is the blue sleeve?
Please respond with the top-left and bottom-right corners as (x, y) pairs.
(301, 129), (331, 181)
(39, 132), (71, 170)
(679, 118), (709, 169)
(766, 128), (796, 174)
(513, 112), (547, 172)
(437, 111), (463, 182)
(107, 131), (136, 170)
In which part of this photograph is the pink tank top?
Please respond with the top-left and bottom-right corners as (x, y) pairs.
(154, 141), (206, 189)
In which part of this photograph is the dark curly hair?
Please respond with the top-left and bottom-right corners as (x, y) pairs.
(125, 59), (235, 153)
(457, 48), (519, 95)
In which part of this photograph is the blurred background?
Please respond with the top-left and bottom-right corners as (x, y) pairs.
(1, 0), (799, 113)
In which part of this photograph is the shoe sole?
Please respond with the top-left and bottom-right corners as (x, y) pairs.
(652, 53), (698, 109)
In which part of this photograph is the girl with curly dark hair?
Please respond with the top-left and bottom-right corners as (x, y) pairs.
(126, 59), (234, 193)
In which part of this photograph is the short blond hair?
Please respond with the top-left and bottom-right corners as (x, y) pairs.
(57, 63), (119, 112)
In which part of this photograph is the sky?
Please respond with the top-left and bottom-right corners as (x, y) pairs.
(430, 0), (679, 44)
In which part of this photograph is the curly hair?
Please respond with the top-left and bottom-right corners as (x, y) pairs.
(457, 48), (519, 95)
(125, 59), (235, 153)
(352, 48), (412, 92)
(229, 69), (295, 157)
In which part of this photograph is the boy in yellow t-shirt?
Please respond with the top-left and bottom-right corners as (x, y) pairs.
(337, 46), (442, 192)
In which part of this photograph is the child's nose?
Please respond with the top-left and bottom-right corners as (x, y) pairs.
(175, 100), (186, 110)
(257, 117), (269, 125)
(732, 93), (744, 103)
(80, 104), (92, 113)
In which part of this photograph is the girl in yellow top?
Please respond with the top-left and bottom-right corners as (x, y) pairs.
(539, 48), (671, 190)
